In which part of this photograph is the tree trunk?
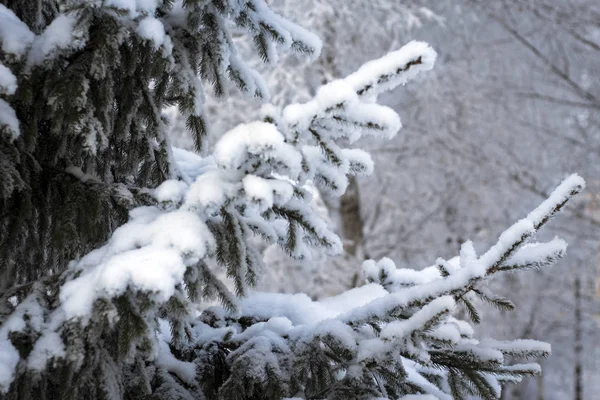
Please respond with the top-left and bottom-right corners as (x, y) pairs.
(574, 275), (583, 400)
(339, 176), (364, 259)
(500, 386), (511, 400)
(537, 365), (544, 400)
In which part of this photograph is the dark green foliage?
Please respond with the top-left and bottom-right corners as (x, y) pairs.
(0, 1), (320, 398)
(194, 342), (230, 399)
(0, 0), (319, 308)
(473, 289), (515, 312)
(1, 4), (173, 308)
(460, 296), (482, 324)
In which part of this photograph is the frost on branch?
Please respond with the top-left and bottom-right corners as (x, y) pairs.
(0, 0), (323, 293)
(0, 38), (436, 397)
(190, 174), (583, 400)
(0, 6), (585, 397)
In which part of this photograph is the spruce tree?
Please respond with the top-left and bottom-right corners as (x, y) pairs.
(0, 1), (586, 399)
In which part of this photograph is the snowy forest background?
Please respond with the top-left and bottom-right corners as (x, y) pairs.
(165, 1), (600, 399)
(0, 0), (599, 399)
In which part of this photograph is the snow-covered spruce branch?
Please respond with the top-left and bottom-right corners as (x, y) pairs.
(1, 0), (325, 354)
(1, 148), (584, 397)
(0, 40), (436, 396)
(189, 175), (582, 400)
(348, 175), (584, 328)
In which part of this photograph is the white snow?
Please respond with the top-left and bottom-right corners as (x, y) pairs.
(0, 339), (19, 393)
(363, 257), (445, 288)
(240, 0), (322, 61)
(526, 173), (585, 228)
(428, 324), (461, 344)
(59, 209), (215, 320)
(172, 147), (216, 181)
(104, 0), (159, 18)
(239, 283), (388, 327)
(136, 17), (167, 50)
(243, 175), (275, 210)
(504, 237), (567, 268)
(153, 179), (188, 203)
(282, 77), (401, 140)
(0, 64), (17, 95)
(0, 4), (35, 57)
(134, 0), (159, 15)
(269, 178), (295, 205)
(271, 41), (437, 208)
(229, 55), (270, 100)
(0, 99), (20, 139)
(458, 343), (504, 364)
(342, 149), (374, 176)
(214, 121), (302, 179)
(344, 224), (552, 327)
(459, 240), (477, 269)
(478, 219), (534, 270)
(156, 340), (197, 384)
(184, 170), (236, 212)
(0, 293), (46, 391)
(2, 295), (44, 334)
(108, 208), (213, 256)
(447, 316), (475, 338)
(28, 14), (79, 66)
(345, 40), (437, 99)
(303, 145), (351, 196)
(503, 362), (542, 375)
(27, 331), (66, 371)
(404, 359), (453, 400)
(240, 292), (336, 325)
(480, 338), (551, 356)
(319, 283), (388, 314)
(380, 296), (455, 340)
(342, 102), (402, 141)
(315, 80), (359, 111)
